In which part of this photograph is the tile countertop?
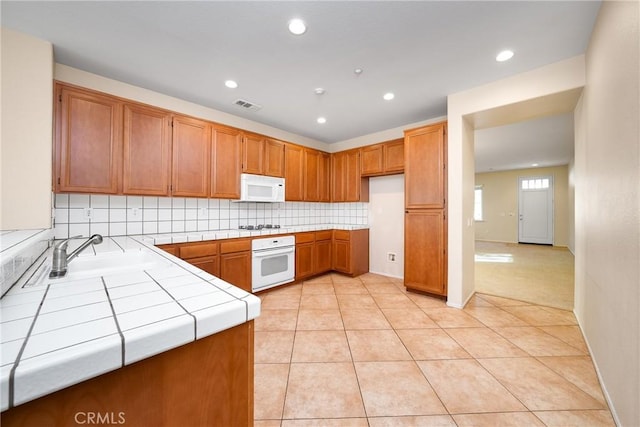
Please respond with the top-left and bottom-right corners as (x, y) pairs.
(0, 235), (260, 412)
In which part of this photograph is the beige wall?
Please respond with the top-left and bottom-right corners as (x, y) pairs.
(0, 28), (53, 230)
(475, 165), (569, 246)
(574, 1), (639, 425)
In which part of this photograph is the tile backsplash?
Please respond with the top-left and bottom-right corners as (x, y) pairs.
(53, 194), (368, 239)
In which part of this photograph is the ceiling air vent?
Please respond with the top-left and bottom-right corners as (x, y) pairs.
(233, 99), (262, 112)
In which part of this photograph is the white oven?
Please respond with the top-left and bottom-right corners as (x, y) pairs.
(251, 236), (295, 292)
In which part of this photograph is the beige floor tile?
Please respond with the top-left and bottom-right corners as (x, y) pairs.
(368, 415), (456, 427)
(255, 309), (299, 331)
(538, 325), (589, 353)
(255, 363), (290, 420)
(333, 281), (370, 295)
(396, 329), (471, 360)
(452, 412), (546, 426)
(330, 274), (363, 284)
(501, 305), (577, 326)
(282, 418), (369, 427)
(537, 356), (607, 405)
(444, 327), (528, 358)
(475, 293), (532, 307)
(463, 306), (528, 327)
(494, 326), (587, 356)
(341, 308), (392, 330)
(359, 272), (395, 283)
(261, 293), (302, 310)
(255, 420), (283, 427)
(301, 282), (335, 295)
(479, 357), (606, 410)
(381, 308), (439, 329)
(355, 361), (447, 416)
(418, 359), (526, 414)
(465, 294), (495, 307)
(262, 283), (303, 297)
(422, 307), (484, 328)
(406, 292), (448, 308)
(303, 275), (334, 284)
(296, 309), (344, 330)
(346, 330), (412, 361)
(337, 293), (378, 309)
(300, 293), (339, 310)
(283, 362), (365, 419)
(291, 330), (351, 362)
(255, 331), (295, 363)
(371, 293), (418, 309)
(364, 282), (404, 294)
(532, 410), (616, 426)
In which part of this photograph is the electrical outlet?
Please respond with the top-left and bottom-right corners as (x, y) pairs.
(199, 207), (207, 217)
(130, 207), (140, 218)
(83, 207), (93, 220)
(387, 252), (396, 262)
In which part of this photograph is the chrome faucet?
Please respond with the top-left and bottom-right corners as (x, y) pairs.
(49, 234), (103, 278)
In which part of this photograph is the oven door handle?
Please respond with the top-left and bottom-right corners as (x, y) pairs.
(252, 247), (295, 257)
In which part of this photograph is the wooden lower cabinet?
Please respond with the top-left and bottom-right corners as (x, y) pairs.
(404, 210), (447, 296)
(0, 321), (254, 427)
(186, 255), (219, 277)
(314, 232), (332, 274)
(295, 242), (314, 281)
(332, 229), (369, 277)
(219, 239), (252, 293)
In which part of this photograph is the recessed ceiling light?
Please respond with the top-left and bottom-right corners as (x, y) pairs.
(314, 88), (326, 95)
(532, 163), (539, 167)
(288, 18), (307, 35)
(354, 68), (363, 75)
(224, 80), (238, 89)
(317, 117), (327, 124)
(496, 50), (514, 62)
(383, 92), (395, 101)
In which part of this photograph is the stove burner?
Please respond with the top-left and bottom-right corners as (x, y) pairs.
(239, 224), (281, 230)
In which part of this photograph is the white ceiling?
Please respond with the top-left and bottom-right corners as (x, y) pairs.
(2, 1), (599, 148)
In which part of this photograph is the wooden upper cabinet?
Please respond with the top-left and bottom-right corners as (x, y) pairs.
(331, 151), (345, 202)
(264, 139), (285, 177)
(122, 103), (171, 196)
(284, 144), (304, 201)
(318, 152), (331, 202)
(404, 123), (446, 209)
(211, 125), (241, 199)
(171, 115), (211, 198)
(383, 139), (404, 173)
(345, 149), (368, 202)
(241, 133), (265, 175)
(54, 84), (122, 194)
(361, 144), (384, 176)
(304, 149), (320, 201)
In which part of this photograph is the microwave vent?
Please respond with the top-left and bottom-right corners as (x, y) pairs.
(233, 99), (262, 112)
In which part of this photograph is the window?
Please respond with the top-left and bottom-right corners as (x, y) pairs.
(521, 178), (549, 190)
(474, 185), (483, 221)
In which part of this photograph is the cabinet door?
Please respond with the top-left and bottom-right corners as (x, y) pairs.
(331, 152), (345, 202)
(314, 239), (332, 274)
(361, 144), (384, 176)
(295, 242), (314, 281)
(264, 139), (285, 177)
(383, 139), (404, 173)
(284, 144), (304, 201)
(123, 104), (171, 196)
(332, 239), (350, 274)
(172, 115), (210, 197)
(211, 125), (241, 199)
(185, 255), (219, 277)
(220, 251), (252, 292)
(345, 150), (363, 202)
(55, 85), (122, 194)
(318, 152), (331, 202)
(242, 133), (264, 175)
(304, 149), (320, 201)
(404, 123), (446, 209)
(404, 210), (446, 295)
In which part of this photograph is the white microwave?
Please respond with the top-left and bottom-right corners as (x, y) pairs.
(238, 173), (285, 203)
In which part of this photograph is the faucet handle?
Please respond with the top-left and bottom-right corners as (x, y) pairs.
(54, 235), (83, 250)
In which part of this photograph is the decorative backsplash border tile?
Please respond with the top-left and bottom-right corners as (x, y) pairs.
(52, 194), (368, 239)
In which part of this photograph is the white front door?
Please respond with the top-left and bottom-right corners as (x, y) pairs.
(518, 176), (554, 245)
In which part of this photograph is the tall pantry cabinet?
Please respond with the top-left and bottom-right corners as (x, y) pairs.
(403, 122), (447, 296)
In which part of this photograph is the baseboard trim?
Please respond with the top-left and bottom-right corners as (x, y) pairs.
(368, 270), (403, 280)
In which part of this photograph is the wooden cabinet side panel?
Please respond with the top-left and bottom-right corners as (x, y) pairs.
(0, 322), (254, 427)
(349, 229), (370, 277)
(122, 104), (171, 195)
(404, 124), (445, 209)
(284, 144), (304, 201)
(264, 139), (285, 177)
(211, 125), (241, 199)
(404, 210), (446, 295)
(171, 116), (210, 198)
(56, 86), (122, 194)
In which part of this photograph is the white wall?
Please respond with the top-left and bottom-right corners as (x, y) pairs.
(446, 55), (586, 308)
(0, 28), (53, 230)
(574, 1), (639, 425)
(368, 175), (404, 278)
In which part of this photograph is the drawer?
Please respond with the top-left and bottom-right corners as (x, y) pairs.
(296, 232), (315, 244)
(220, 239), (251, 254)
(333, 230), (350, 241)
(179, 242), (218, 259)
(315, 230), (332, 241)
(158, 244), (178, 256)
